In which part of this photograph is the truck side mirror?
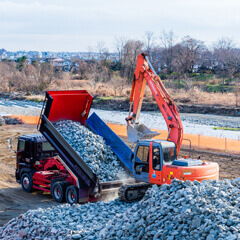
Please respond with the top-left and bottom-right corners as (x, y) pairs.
(8, 138), (13, 151)
(8, 138), (17, 153)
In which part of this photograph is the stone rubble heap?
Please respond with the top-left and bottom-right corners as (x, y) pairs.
(100, 178), (240, 240)
(54, 120), (129, 182)
(1, 178), (240, 240)
(0, 201), (132, 240)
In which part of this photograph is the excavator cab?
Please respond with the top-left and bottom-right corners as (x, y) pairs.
(132, 140), (177, 183)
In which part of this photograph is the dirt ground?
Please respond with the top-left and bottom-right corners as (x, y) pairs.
(0, 125), (58, 227)
(0, 125), (239, 227)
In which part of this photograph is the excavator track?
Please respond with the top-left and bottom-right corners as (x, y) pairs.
(118, 183), (151, 203)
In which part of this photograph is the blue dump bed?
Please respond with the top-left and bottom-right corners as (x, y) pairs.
(86, 112), (133, 174)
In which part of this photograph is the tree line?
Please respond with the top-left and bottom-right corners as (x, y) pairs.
(74, 31), (240, 85)
(115, 31), (240, 80)
(0, 31), (240, 96)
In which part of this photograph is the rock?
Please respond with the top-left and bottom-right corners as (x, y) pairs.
(192, 218), (201, 229)
(18, 228), (28, 237)
(72, 234), (81, 239)
(51, 228), (57, 234)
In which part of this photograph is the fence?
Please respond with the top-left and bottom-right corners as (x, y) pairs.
(107, 123), (240, 154)
(11, 115), (40, 125)
(12, 115), (240, 154)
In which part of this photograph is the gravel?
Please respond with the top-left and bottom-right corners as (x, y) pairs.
(0, 99), (42, 116)
(54, 120), (129, 182)
(0, 200), (132, 240)
(1, 178), (240, 239)
(101, 178), (240, 240)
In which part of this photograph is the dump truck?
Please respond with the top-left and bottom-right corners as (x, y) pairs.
(14, 90), (135, 204)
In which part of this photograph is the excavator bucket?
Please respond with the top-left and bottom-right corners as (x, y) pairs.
(127, 123), (160, 143)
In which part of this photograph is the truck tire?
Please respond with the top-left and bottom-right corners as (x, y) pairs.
(66, 185), (79, 205)
(52, 182), (66, 203)
(21, 173), (33, 192)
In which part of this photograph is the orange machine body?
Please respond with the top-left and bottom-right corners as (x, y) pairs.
(149, 162), (219, 185)
(133, 139), (219, 187)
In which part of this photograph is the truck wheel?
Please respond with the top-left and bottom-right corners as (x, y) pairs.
(52, 182), (66, 203)
(66, 185), (79, 205)
(21, 173), (33, 192)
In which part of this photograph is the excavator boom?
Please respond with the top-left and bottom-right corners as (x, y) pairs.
(127, 53), (183, 156)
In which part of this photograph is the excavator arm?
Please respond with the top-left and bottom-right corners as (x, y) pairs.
(126, 53), (183, 156)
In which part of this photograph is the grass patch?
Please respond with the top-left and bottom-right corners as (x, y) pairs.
(213, 127), (240, 131)
(26, 94), (44, 102)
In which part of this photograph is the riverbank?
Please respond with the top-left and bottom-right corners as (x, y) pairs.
(92, 98), (240, 117)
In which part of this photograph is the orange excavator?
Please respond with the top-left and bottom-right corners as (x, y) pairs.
(126, 53), (183, 156)
(118, 53), (219, 202)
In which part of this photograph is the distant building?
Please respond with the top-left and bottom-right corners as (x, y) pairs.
(50, 58), (72, 71)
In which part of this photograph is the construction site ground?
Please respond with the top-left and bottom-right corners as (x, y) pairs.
(0, 124), (239, 227)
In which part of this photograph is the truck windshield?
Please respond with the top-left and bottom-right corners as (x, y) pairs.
(161, 142), (176, 164)
(42, 142), (55, 151)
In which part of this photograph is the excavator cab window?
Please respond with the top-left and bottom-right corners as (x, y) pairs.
(152, 147), (161, 170)
(161, 142), (176, 164)
(135, 145), (149, 173)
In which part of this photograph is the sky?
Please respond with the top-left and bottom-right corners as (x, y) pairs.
(0, 0), (240, 52)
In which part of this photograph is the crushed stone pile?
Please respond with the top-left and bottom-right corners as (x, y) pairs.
(2, 178), (240, 239)
(0, 201), (132, 240)
(54, 120), (129, 182)
(100, 178), (240, 240)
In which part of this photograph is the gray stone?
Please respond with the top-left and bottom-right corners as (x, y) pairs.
(2, 178), (240, 240)
(72, 234), (81, 239)
(192, 218), (201, 229)
(18, 228), (28, 237)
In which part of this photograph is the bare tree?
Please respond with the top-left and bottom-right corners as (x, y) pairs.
(96, 41), (109, 60)
(143, 31), (156, 57)
(110, 75), (126, 96)
(234, 78), (240, 107)
(71, 58), (89, 79)
(174, 36), (205, 74)
(159, 30), (176, 74)
(39, 62), (55, 90)
(114, 36), (126, 62)
(87, 46), (94, 60)
(0, 62), (17, 92)
(198, 49), (215, 73)
(122, 40), (144, 80)
(213, 38), (240, 78)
